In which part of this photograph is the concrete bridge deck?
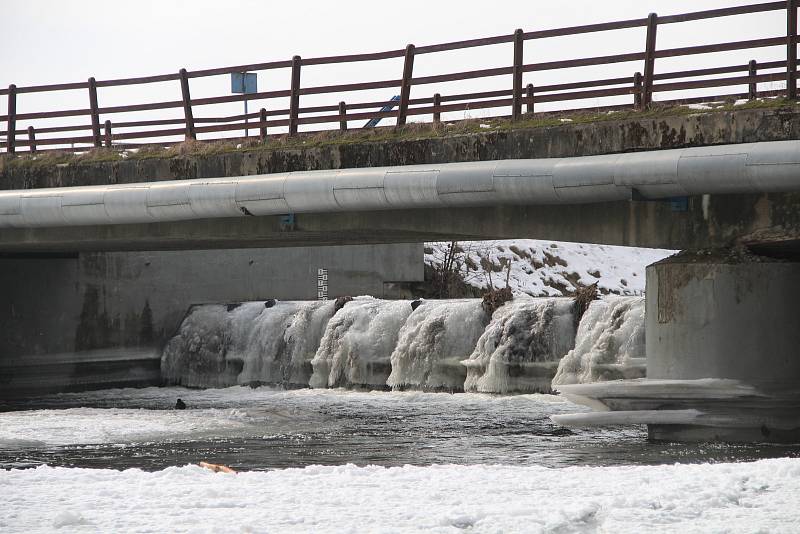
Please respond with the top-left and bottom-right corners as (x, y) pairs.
(0, 192), (797, 256)
(1, 106), (799, 255)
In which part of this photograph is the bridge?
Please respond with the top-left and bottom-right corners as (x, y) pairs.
(1, 2), (799, 442)
(0, 141), (798, 255)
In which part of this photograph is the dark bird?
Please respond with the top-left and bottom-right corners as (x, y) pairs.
(175, 398), (187, 410)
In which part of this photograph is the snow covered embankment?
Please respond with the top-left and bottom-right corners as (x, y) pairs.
(3, 459), (799, 533)
(425, 239), (673, 297)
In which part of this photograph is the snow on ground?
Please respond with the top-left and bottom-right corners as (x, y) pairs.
(425, 240), (674, 297)
(2, 458), (798, 533)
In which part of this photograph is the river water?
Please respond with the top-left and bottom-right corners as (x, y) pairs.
(2, 386), (798, 472)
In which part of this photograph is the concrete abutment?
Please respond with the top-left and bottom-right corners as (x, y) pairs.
(644, 251), (800, 442)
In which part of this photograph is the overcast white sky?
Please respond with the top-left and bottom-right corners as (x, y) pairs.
(1, 0), (791, 144)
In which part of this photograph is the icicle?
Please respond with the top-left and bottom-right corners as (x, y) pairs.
(161, 303), (263, 388)
(161, 301), (335, 388)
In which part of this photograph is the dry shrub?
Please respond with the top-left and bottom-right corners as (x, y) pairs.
(572, 283), (599, 326)
(481, 286), (513, 316)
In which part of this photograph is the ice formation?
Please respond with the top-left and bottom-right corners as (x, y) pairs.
(310, 297), (412, 389)
(388, 300), (488, 391)
(162, 301), (335, 388)
(462, 297), (576, 394)
(163, 295), (647, 392)
(552, 296), (646, 386)
(161, 303), (262, 388)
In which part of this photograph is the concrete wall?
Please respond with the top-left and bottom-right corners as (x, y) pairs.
(646, 252), (800, 383)
(0, 243), (422, 396)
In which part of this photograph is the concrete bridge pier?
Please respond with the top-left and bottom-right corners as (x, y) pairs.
(555, 247), (800, 443)
(644, 250), (800, 442)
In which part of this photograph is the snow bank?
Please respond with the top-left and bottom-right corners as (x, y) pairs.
(425, 239), (672, 297)
(2, 459), (798, 533)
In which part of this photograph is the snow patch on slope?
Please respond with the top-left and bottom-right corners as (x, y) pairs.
(425, 240), (673, 297)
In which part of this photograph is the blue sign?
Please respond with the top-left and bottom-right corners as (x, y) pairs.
(231, 72), (257, 94)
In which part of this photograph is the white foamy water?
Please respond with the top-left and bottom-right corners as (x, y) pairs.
(463, 297), (576, 394)
(553, 297), (646, 386)
(388, 299), (488, 391)
(3, 459), (799, 533)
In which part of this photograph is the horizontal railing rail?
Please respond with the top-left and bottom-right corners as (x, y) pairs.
(1, 1), (797, 153)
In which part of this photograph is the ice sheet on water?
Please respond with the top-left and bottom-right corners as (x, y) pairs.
(0, 386), (574, 449)
(3, 458), (799, 533)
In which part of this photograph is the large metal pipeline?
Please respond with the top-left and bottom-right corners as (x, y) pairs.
(0, 140), (798, 229)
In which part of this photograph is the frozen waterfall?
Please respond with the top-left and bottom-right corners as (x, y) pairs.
(310, 298), (412, 389)
(388, 300), (489, 391)
(462, 297), (576, 394)
(552, 297), (646, 386)
(162, 295), (647, 392)
(162, 300), (335, 388)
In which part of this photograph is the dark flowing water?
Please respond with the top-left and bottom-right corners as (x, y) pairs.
(2, 386), (799, 472)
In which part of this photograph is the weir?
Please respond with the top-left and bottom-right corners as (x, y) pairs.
(161, 295), (645, 394)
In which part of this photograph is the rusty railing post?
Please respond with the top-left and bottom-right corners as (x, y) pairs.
(7, 84), (16, 154)
(288, 55), (302, 136)
(397, 44), (415, 127)
(642, 13), (659, 108)
(104, 120), (112, 148)
(27, 126), (36, 153)
(633, 72), (643, 109)
(748, 60), (758, 100)
(512, 29), (524, 121)
(88, 77), (101, 147)
(259, 108), (268, 141)
(338, 101), (348, 131)
(525, 83), (534, 114)
(179, 68), (196, 140)
(788, 0), (798, 100)
(433, 93), (442, 123)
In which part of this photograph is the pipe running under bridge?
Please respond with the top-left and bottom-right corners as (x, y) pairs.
(1, 140), (799, 229)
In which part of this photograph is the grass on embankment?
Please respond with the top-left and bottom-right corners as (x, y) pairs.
(2, 97), (797, 170)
